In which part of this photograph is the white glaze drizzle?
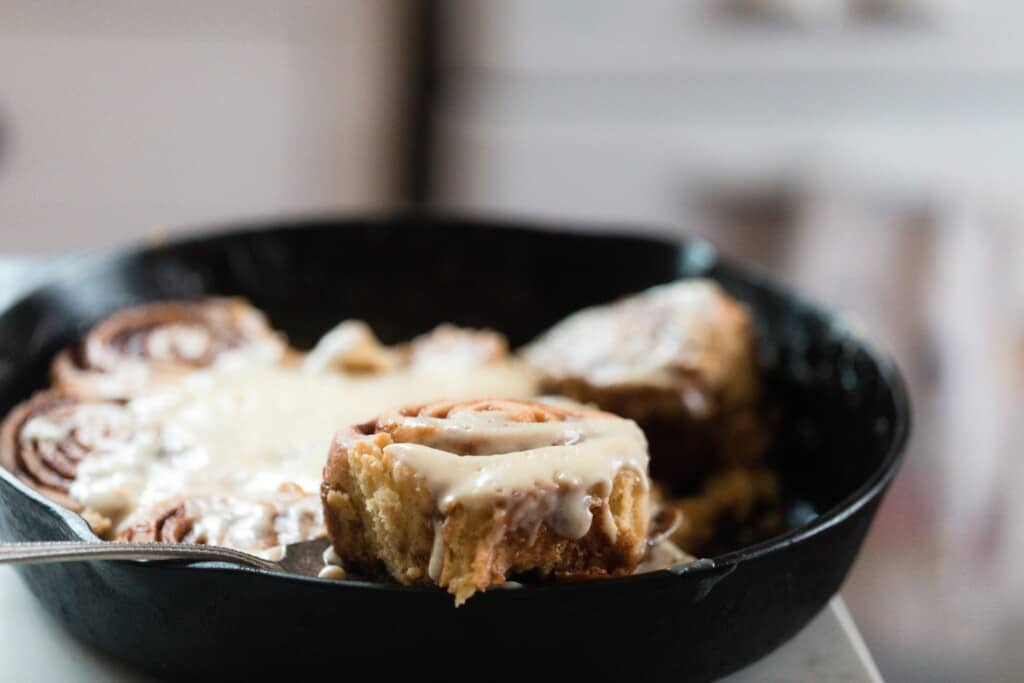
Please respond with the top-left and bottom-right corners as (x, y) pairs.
(145, 323), (215, 362)
(380, 410), (649, 541)
(524, 280), (739, 405)
(428, 519), (446, 581)
(91, 333), (285, 396)
(302, 320), (396, 374)
(58, 335), (538, 552)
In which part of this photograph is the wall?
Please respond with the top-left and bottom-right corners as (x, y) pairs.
(0, 1), (409, 253)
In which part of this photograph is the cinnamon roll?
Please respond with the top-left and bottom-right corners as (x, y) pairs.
(302, 321), (398, 374)
(524, 280), (767, 484)
(303, 321), (510, 375)
(117, 488), (323, 554)
(663, 466), (781, 555)
(322, 398), (651, 604)
(397, 324), (509, 369)
(52, 298), (287, 398)
(0, 390), (144, 534)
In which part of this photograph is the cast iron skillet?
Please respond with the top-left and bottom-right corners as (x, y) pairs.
(0, 213), (909, 682)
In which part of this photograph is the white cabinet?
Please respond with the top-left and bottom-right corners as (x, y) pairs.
(0, 1), (408, 252)
(434, 1), (1024, 228)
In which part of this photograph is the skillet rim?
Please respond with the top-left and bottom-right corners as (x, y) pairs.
(0, 210), (911, 595)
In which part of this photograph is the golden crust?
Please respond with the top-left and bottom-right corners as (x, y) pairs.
(525, 280), (767, 485)
(322, 398), (650, 604)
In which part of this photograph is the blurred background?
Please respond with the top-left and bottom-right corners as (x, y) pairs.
(2, 1), (1022, 680)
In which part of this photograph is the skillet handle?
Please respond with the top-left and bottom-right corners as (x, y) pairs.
(0, 540), (280, 572)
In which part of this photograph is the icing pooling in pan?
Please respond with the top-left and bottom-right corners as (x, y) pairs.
(49, 358), (539, 547)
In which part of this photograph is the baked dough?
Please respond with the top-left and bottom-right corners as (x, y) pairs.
(524, 279), (767, 484)
(0, 390), (143, 534)
(322, 398), (651, 604)
(52, 298), (287, 398)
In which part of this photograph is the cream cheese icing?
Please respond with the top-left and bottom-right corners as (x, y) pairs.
(47, 322), (540, 552)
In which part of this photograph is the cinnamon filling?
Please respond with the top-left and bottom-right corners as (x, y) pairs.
(0, 393), (140, 509)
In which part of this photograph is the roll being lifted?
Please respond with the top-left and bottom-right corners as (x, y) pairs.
(322, 398), (652, 604)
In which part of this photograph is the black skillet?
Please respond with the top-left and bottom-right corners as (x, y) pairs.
(0, 213), (909, 682)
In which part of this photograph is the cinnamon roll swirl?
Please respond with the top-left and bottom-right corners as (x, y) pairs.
(322, 398), (651, 604)
(52, 298), (287, 398)
(524, 280), (767, 484)
(117, 488), (323, 554)
(0, 390), (143, 534)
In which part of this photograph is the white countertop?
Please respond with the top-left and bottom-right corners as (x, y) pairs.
(0, 565), (880, 682)
(0, 257), (882, 682)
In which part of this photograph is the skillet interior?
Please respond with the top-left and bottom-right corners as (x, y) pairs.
(0, 213), (908, 682)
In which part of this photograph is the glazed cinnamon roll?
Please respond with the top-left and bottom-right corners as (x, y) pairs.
(524, 280), (767, 484)
(52, 298), (287, 398)
(117, 488), (323, 554)
(303, 321), (511, 375)
(0, 390), (144, 534)
(302, 321), (399, 374)
(397, 324), (509, 369)
(322, 398), (651, 604)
